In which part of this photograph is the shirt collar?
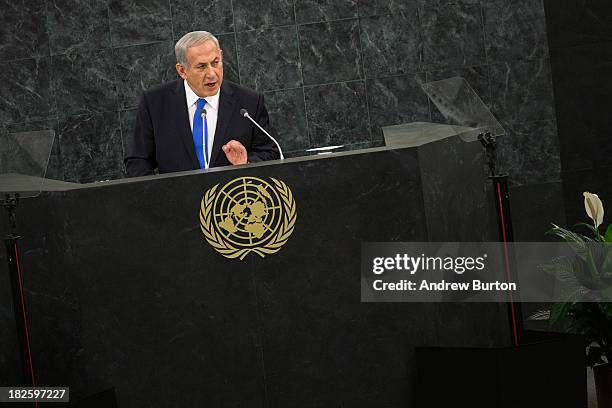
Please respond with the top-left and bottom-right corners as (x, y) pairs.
(184, 80), (220, 112)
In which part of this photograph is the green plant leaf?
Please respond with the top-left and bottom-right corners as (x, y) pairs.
(605, 224), (612, 243)
(547, 224), (594, 246)
(540, 256), (579, 284)
(528, 309), (550, 321)
(549, 302), (575, 327)
(575, 222), (601, 237)
(598, 302), (612, 315)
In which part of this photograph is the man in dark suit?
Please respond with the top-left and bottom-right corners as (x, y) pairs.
(125, 31), (280, 177)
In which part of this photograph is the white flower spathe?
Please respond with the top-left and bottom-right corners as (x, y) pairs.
(583, 191), (604, 228)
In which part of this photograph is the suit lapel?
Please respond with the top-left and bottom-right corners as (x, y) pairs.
(171, 80), (199, 168)
(210, 82), (235, 167)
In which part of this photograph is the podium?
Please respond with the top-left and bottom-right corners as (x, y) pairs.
(0, 136), (519, 407)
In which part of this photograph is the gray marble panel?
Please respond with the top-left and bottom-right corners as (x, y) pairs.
(5, 119), (63, 181)
(367, 74), (430, 142)
(0, 58), (55, 125)
(304, 81), (369, 146)
(233, 0), (295, 31)
(483, 0), (549, 62)
(497, 120), (561, 187)
(357, 0), (419, 17)
(264, 88), (309, 151)
(218, 34), (240, 84)
(426, 65), (491, 122)
(114, 41), (176, 110)
(237, 27), (302, 92)
(419, 0), (480, 4)
(47, 0), (111, 56)
(58, 112), (124, 183)
(51, 49), (118, 117)
(299, 19), (362, 85)
(109, 0), (172, 48)
(0, 0), (49, 61)
(421, 4), (486, 70)
(360, 13), (421, 78)
(171, 0), (234, 37)
(489, 58), (555, 125)
(295, 0), (358, 24)
(120, 108), (137, 160)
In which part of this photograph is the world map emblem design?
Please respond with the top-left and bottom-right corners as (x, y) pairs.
(200, 176), (297, 260)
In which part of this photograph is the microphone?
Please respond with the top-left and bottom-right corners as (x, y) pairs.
(240, 108), (284, 160)
(200, 108), (207, 118)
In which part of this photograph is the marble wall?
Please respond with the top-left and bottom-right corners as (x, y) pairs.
(0, 0), (557, 184)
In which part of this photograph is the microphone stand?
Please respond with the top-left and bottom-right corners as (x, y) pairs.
(2, 192), (37, 389)
(240, 109), (284, 160)
(478, 132), (523, 347)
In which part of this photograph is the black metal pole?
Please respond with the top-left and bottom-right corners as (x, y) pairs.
(490, 175), (523, 346)
(479, 133), (524, 346)
(3, 193), (37, 388)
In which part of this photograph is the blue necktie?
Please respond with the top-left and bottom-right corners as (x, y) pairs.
(192, 98), (209, 169)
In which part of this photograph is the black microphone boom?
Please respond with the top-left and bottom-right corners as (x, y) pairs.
(240, 108), (284, 160)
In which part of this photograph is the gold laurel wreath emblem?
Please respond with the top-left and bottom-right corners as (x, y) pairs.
(199, 177), (297, 260)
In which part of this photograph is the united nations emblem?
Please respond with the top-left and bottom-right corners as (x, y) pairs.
(200, 177), (297, 260)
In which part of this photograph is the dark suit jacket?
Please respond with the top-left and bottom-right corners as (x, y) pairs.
(124, 79), (279, 176)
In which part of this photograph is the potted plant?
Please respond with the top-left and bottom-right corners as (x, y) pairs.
(531, 192), (612, 406)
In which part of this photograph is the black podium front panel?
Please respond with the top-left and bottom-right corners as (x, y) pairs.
(0, 144), (509, 407)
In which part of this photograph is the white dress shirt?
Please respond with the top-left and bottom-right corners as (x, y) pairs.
(184, 80), (219, 169)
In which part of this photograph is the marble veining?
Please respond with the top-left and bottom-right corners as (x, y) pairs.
(305, 81), (369, 146)
(360, 13), (422, 78)
(299, 19), (362, 85)
(0, 0), (560, 190)
(119, 109), (137, 160)
(357, 0), (420, 18)
(58, 112), (124, 183)
(237, 27), (302, 92)
(0, 58), (55, 124)
(47, 0), (111, 56)
(421, 4), (486, 70)
(367, 74), (430, 142)
(233, 0), (295, 31)
(483, 0), (549, 62)
(264, 88), (309, 152)
(0, 0), (49, 61)
(51, 49), (118, 117)
(489, 58), (555, 125)
(295, 0), (358, 24)
(218, 34), (240, 84)
(109, 0), (173, 48)
(170, 0), (234, 36)
(114, 41), (176, 109)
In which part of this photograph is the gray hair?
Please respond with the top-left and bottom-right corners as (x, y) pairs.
(175, 31), (220, 66)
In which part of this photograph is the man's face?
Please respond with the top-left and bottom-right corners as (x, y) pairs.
(176, 40), (224, 97)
